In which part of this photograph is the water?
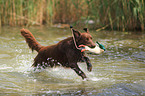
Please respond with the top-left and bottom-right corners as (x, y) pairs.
(0, 26), (145, 95)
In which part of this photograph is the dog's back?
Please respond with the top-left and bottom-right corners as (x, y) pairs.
(32, 37), (77, 67)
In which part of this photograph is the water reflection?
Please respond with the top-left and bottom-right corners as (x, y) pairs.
(0, 26), (145, 95)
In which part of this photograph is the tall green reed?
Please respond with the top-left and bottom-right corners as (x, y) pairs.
(0, 0), (144, 31)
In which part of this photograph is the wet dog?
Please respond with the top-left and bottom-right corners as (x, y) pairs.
(20, 27), (96, 79)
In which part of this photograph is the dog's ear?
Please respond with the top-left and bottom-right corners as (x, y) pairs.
(83, 28), (89, 33)
(72, 29), (81, 39)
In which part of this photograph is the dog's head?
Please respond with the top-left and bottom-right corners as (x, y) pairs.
(72, 28), (96, 48)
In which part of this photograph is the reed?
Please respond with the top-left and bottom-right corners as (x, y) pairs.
(0, 0), (144, 31)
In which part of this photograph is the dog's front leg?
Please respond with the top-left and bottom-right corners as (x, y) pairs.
(83, 55), (92, 72)
(66, 49), (87, 79)
(69, 63), (87, 79)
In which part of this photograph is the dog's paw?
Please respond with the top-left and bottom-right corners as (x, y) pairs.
(87, 66), (92, 72)
(83, 78), (90, 81)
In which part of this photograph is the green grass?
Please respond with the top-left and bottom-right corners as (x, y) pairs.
(0, 0), (144, 31)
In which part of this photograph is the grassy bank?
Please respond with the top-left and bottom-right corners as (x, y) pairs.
(0, 0), (144, 31)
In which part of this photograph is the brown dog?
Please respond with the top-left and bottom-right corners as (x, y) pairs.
(20, 27), (96, 79)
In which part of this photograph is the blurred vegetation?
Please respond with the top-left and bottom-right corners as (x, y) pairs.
(0, 0), (145, 31)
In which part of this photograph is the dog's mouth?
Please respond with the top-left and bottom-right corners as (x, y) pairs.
(84, 44), (96, 48)
(89, 45), (96, 48)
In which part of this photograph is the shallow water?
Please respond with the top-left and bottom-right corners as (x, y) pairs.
(0, 26), (145, 95)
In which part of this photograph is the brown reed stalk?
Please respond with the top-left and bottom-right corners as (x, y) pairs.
(0, 0), (144, 31)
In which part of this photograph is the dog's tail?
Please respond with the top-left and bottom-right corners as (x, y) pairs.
(20, 28), (42, 52)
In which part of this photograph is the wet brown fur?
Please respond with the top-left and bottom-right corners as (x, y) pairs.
(20, 28), (95, 79)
